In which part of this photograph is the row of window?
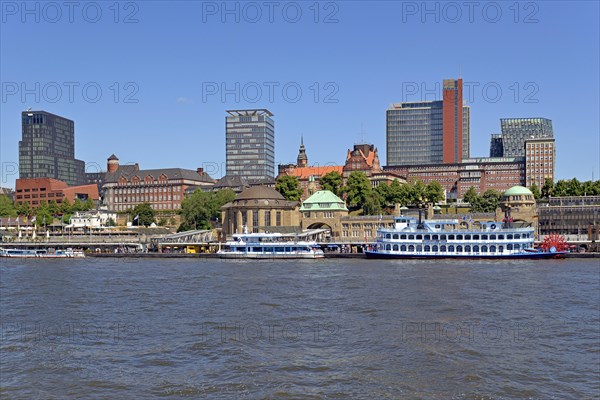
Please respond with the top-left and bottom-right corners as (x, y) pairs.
(384, 244), (525, 253)
(381, 232), (531, 240)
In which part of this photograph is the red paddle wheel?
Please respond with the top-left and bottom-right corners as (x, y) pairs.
(540, 234), (569, 252)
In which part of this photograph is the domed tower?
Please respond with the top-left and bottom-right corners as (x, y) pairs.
(495, 186), (537, 234)
(107, 154), (120, 173)
(296, 136), (308, 168)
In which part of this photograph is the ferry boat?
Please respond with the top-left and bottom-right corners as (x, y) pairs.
(0, 248), (85, 258)
(365, 216), (567, 259)
(218, 231), (324, 259)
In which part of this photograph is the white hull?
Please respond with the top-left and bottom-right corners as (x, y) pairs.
(218, 251), (324, 259)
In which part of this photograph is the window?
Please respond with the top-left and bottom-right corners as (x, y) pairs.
(393, 245), (399, 251)
(457, 245), (463, 253)
(473, 245), (479, 253)
(465, 245), (471, 253)
(440, 245), (446, 252)
(481, 246), (488, 253)
(393, 234), (399, 239)
(400, 245), (407, 252)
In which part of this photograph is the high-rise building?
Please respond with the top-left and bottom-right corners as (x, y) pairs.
(489, 134), (504, 157)
(525, 138), (555, 189)
(499, 117), (554, 158)
(225, 109), (275, 181)
(19, 110), (86, 186)
(386, 78), (469, 166)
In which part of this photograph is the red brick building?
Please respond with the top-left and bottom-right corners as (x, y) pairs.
(14, 178), (99, 207)
(442, 78), (464, 163)
(102, 155), (215, 212)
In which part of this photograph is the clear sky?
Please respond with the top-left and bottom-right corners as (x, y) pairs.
(1, 1), (598, 188)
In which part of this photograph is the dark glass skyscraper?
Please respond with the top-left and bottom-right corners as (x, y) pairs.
(498, 118), (554, 158)
(19, 111), (86, 186)
(225, 109), (275, 181)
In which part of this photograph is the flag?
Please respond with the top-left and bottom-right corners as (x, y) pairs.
(133, 214), (139, 221)
(31, 216), (37, 223)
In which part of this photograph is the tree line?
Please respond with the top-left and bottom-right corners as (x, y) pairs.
(0, 196), (95, 225)
(531, 178), (600, 199)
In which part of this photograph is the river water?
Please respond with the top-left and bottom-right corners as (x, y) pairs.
(0, 258), (598, 399)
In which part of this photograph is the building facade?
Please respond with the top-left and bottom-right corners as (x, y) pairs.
(220, 186), (300, 237)
(102, 155), (215, 212)
(225, 109), (275, 181)
(385, 157), (526, 200)
(496, 117), (554, 158)
(525, 138), (556, 189)
(14, 178), (99, 207)
(300, 190), (348, 238)
(386, 78), (470, 166)
(19, 111), (86, 186)
(538, 196), (600, 236)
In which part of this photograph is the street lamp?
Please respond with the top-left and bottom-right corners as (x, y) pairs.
(417, 197), (426, 229)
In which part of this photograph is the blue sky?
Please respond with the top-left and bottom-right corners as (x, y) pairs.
(1, 1), (598, 188)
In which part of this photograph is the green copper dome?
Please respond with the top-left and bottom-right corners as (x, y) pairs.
(503, 186), (533, 197)
(300, 190), (348, 212)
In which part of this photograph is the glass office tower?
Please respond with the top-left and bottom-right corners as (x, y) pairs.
(19, 111), (86, 186)
(499, 118), (554, 158)
(225, 109), (275, 181)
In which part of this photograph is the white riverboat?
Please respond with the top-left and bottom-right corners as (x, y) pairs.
(0, 248), (85, 258)
(218, 231), (324, 259)
(365, 216), (567, 259)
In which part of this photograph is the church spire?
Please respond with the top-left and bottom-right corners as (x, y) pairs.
(297, 135), (308, 167)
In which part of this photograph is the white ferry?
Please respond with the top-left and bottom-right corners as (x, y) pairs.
(218, 231), (324, 259)
(365, 216), (567, 259)
(0, 248), (85, 258)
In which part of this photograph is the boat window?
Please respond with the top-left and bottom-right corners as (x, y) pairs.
(408, 235), (415, 240)
(265, 247), (273, 252)
(481, 246), (488, 253)
(481, 235), (488, 240)
(489, 235), (495, 240)
(448, 245), (454, 252)
(435, 225), (441, 229)
(473, 235), (479, 240)
(507, 244), (513, 250)
(400, 245), (407, 252)
(457, 245), (462, 253)
(417, 245), (422, 252)
(386, 234), (391, 239)
(448, 235), (455, 240)
(432, 235), (439, 240)
(286, 247), (292, 252)
(432, 245), (438, 252)
(456, 235), (463, 240)
(400, 235), (407, 240)
(386, 244), (391, 251)
(465, 245), (471, 253)
(424, 235), (431, 240)
(424, 245), (430, 252)
(507, 234), (513, 240)
(416, 235), (423, 240)
(490, 245), (497, 253)
(393, 245), (399, 251)
(498, 235), (504, 240)
(393, 234), (399, 239)
(254, 247), (261, 252)
(439, 235), (446, 241)
(440, 245), (447, 252)
(408, 245), (415, 252)
(464, 234), (471, 240)
(499, 246), (504, 252)
(473, 245), (479, 253)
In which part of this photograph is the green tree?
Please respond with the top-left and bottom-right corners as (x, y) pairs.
(553, 180), (569, 197)
(374, 183), (391, 206)
(178, 189), (236, 231)
(106, 217), (117, 227)
(463, 187), (478, 205)
(0, 195), (17, 217)
(72, 198), (85, 212)
(567, 178), (582, 196)
(275, 175), (303, 201)
(388, 179), (410, 206)
(319, 171), (344, 197)
(130, 203), (155, 226)
(471, 189), (502, 213)
(16, 201), (32, 217)
(408, 180), (427, 205)
(34, 201), (53, 226)
(83, 198), (95, 210)
(530, 182), (541, 200)
(541, 178), (554, 198)
(424, 181), (445, 204)
(344, 171), (372, 210)
(60, 198), (72, 215)
(362, 192), (382, 216)
(48, 200), (59, 216)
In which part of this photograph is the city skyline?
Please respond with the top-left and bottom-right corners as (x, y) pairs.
(1, 2), (598, 188)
